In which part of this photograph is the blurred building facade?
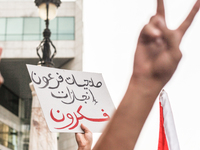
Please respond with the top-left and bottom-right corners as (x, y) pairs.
(0, 0), (83, 149)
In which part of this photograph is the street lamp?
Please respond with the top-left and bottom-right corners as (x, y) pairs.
(34, 0), (61, 67)
(29, 2), (61, 150)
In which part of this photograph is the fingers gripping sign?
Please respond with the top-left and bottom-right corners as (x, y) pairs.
(75, 124), (93, 150)
(134, 0), (200, 86)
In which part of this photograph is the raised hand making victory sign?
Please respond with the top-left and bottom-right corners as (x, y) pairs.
(134, 0), (200, 86)
(93, 0), (200, 150)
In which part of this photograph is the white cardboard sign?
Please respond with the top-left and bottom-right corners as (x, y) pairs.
(26, 64), (115, 133)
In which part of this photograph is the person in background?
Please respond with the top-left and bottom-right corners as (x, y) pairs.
(92, 0), (200, 149)
(75, 124), (93, 150)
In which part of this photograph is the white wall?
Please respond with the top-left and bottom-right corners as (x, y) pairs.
(0, 105), (20, 131)
(0, 144), (11, 150)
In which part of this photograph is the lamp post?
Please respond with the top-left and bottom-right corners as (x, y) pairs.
(29, 1), (61, 150)
(35, 0), (61, 67)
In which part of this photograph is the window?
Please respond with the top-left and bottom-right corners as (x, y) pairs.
(0, 17), (75, 41)
(6, 18), (23, 41)
(24, 18), (40, 40)
(58, 17), (75, 40)
(0, 121), (18, 150)
(0, 18), (6, 41)
(0, 85), (19, 116)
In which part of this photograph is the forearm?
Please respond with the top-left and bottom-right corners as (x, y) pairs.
(93, 76), (163, 150)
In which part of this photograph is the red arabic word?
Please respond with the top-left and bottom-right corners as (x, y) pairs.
(50, 105), (110, 130)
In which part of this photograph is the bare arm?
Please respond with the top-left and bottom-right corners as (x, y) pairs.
(93, 0), (200, 149)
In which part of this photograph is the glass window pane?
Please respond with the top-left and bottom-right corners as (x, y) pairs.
(40, 35), (43, 40)
(58, 34), (74, 40)
(0, 121), (18, 150)
(6, 35), (22, 41)
(40, 18), (57, 40)
(50, 34), (57, 40)
(49, 18), (57, 34)
(24, 18), (40, 34)
(0, 36), (5, 41)
(58, 17), (74, 34)
(40, 18), (58, 40)
(23, 35), (40, 41)
(40, 18), (45, 33)
(0, 18), (6, 34)
(2, 17), (75, 41)
(7, 18), (23, 34)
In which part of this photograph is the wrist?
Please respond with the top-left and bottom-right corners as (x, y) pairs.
(130, 73), (163, 94)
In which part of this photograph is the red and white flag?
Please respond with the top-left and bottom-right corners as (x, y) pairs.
(158, 90), (180, 150)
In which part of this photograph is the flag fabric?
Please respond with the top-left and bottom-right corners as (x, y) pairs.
(158, 90), (180, 150)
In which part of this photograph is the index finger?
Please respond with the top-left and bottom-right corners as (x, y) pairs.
(157, 0), (165, 18)
(178, 0), (200, 36)
(80, 124), (91, 133)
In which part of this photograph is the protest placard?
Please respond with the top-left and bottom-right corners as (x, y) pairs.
(26, 64), (115, 133)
